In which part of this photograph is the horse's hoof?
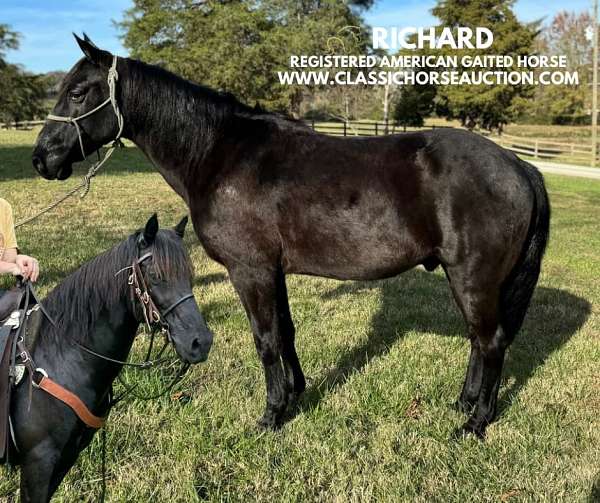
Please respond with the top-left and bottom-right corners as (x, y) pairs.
(286, 391), (301, 411)
(256, 412), (283, 431)
(451, 423), (486, 441)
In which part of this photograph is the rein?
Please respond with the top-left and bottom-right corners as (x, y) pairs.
(16, 56), (124, 228)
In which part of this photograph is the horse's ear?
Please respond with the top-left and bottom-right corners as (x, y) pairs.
(83, 32), (95, 45)
(174, 216), (188, 238)
(73, 33), (112, 67)
(141, 213), (159, 245)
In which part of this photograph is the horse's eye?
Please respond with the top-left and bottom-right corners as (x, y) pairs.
(69, 90), (85, 103)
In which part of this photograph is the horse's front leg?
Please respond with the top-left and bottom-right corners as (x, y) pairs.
(230, 266), (291, 429)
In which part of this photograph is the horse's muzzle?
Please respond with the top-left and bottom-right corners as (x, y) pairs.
(32, 154), (50, 178)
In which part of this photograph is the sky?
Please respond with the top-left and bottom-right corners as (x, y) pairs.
(2, 0), (596, 73)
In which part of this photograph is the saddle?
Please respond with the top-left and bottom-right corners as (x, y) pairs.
(0, 280), (49, 464)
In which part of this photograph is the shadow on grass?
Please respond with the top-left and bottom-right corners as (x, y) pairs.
(0, 145), (153, 181)
(297, 269), (591, 418)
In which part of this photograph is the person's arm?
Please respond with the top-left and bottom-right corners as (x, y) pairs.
(0, 249), (39, 282)
(0, 199), (40, 282)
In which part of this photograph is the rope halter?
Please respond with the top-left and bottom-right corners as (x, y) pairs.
(47, 56), (124, 159)
(45, 55), (124, 196)
(16, 56), (124, 228)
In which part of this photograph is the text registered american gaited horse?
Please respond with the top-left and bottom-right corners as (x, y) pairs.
(32, 35), (550, 439)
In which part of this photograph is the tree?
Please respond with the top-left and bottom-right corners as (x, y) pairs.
(0, 24), (19, 58)
(117, 0), (371, 114)
(514, 11), (592, 125)
(393, 83), (436, 127)
(430, 0), (538, 131)
(0, 25), (48, 124)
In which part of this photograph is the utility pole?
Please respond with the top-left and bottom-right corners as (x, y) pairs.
(592, 0), (598, 167)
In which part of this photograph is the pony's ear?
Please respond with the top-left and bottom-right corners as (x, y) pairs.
(174, 216), (188, 238)
(141, 213), (159, 245)
(73, 33), (112, 67)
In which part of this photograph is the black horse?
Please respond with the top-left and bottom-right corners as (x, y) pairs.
(7, 214), (213, 502)
(32, 35), (550, 438)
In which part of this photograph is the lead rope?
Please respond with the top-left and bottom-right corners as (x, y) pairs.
(15, 56), (124, 228)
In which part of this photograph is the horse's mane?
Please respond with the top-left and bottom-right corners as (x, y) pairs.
(39, 229), (193, 344)
(121, 57), (311, 162)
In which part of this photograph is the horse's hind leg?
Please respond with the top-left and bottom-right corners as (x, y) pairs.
(455, 337), (483, 413)
(461, 324), (510, 438)
(445, 265), (510, 438)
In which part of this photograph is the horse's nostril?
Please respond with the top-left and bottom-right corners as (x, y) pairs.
(32, 155), (46, 173)
(191, 334), (212, 357)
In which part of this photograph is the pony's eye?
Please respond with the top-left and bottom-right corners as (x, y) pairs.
(69, 90), (85, 103)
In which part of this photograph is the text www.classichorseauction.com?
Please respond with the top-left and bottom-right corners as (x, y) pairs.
(277, 26), (579, 86)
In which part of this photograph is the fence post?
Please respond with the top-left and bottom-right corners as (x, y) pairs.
(375, 123), (378, 136)
(534, 140), (539, 158)
(311, 119), (315, 131)
(343, 121), (347, 136)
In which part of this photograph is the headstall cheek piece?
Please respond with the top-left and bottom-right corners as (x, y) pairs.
(74, 250), (195, 369)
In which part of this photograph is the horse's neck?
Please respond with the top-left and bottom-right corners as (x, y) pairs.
(121, 70), (233, 201)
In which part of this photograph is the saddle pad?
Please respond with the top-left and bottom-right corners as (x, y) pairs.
(0, 326), (15, 461)
(23, 306), (42, 351)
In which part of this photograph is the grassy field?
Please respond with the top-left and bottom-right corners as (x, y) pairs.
(502, 124), (593, 143)
(0, 129), (599, 502)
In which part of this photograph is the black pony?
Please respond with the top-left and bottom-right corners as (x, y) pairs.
(8, 214), (212, 502)
(32, 35), (550, 439)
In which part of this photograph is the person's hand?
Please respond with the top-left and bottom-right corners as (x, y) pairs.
(9, 263), (23, 277)
(15, 255), (40, 282)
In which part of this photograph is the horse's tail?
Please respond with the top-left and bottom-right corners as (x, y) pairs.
(499, 160), (551, 337)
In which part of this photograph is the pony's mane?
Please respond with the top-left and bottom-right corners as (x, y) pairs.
(39, 229), (193, 344)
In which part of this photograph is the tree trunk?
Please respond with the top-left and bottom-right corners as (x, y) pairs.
(383, 84), (390, 134)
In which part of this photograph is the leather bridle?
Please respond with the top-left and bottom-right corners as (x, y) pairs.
(74, 251), (195, 369)
(28, 250), (195, 430)
(130, 252), (195, 335)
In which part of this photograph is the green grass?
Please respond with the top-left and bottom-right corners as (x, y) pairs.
(503, 124), (593, 143)
(0, 129), (599, 502)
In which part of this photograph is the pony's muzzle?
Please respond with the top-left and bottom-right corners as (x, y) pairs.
(181, 328), (213, 364)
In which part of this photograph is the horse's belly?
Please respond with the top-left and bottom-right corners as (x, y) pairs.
(281, 217), (429, 280)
